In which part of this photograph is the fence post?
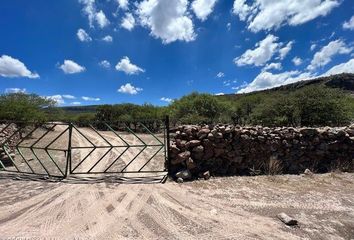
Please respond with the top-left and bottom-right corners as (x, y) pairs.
(64, 122), (73, 178)
(164, 115), (171, 175)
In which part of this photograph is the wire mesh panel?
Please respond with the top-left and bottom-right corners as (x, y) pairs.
(0, 122), (69, 178)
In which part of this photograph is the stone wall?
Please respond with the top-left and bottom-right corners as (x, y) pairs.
(169, 124), (354, 180)
(0, 124), (19, 167)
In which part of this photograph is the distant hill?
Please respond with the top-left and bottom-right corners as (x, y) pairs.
(59, 105), (98, 114)
(222, 73), (354, 99)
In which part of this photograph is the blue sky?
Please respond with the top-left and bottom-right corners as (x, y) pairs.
(0, 0), (353, 106)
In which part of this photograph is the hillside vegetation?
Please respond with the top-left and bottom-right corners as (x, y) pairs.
(1, 73), (354, 127)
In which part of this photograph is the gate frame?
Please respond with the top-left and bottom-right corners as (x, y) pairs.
(0, 116), (171, 180)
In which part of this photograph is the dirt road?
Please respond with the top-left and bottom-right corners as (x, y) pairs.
(0, 126), (354, 239)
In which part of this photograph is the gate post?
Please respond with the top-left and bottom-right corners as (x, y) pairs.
(64, 122), (73, 178)
(164, 115), (171, 175)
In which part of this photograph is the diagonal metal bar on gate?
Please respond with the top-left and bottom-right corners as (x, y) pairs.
(45, 126), (69, 150)
(0, 123), (12, 135)
(30, 148), (51, 176)
(120, 145), (147, 172)
(16, 146), (35, 173)
(72, 125), (96, 148)
(44, 149), (65, 176)
(16, 124), (40, 146)
(139, 122), (164, 145)
(89, 124), (112, 147)
(103, 146), (130, 173)
(104, 123), (129, 146)
(71, 147), (96, 173)
(124, 124), (146, 146)
(30, 124), (57, 148)
(87, 147), (113, 173)
(138, 145), (164, 172)
(2, 145), (21, 172)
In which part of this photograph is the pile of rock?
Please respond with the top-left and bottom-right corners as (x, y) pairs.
(170, 124), (354, 181)
(0, 124), (19, 167)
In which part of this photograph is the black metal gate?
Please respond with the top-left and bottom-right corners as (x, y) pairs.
(0, 117), (169, 182)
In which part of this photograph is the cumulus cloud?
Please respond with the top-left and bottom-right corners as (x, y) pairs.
(46, 95), (65, 105)
(160, 97), (173, 103)
(71, 102), (82, 105)
(79, 0), (110, 28)
(343, 16), (354, 30)
(137, 0), (196, 44)
(118, 83), (143, 94)
(5, 88), (27, 94)
(324, 58), (354, 75)
(262, 62), (282, 71)
(115, 56), (144, 75)
(99, 60), (111, 68)
(77, 28), (92, 42)
(121, 13), (136, 31)
(117, 0), (129, 10)
(216, 72), (225, 78)
(59, 60), (86, 74)
(278, 41), (293, 60)
(238, 71), (313, 93)
(292, 57), (303, 66)
(234, 34), (292, 67)
(62, 95), (76, 99)
(191, 0), (218, 21)
(0, 55), (39, 79)
(102, 35), (113, 42)
(310, 44), (317, 51)
(232, 0), (340, 32)
(307, 40), (353, 71)
(82, 96), (100, 101)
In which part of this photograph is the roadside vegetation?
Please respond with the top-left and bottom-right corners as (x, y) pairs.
(1, 85), (353, 127)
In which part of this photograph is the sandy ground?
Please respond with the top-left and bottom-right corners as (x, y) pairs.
(1, 125), (354, 239)
(0, 173), (354, 239)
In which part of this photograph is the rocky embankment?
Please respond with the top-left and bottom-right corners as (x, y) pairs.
(0, 124), (18, 167)
(170, 125), (354, 181)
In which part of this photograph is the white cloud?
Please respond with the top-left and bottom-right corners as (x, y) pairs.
(343, 16), (354, 30)
(59, 60), (86, 74)
(71, 102), (82, 105)
(292, 57), (303, 66)
(191, 0), (218, 21)
(262, 62), (282, 71)
(118, 83), (143, 94)
(232, 0), (340, 32)
(121, 13), (135, 31)
(46, 95), (65, 105)
(82, 96), (100, 101)
(226, 22), (231, 31)
(214, 93), (224, 96)
(307, 40), (353, 71)
(117, 0), (129, 10)
(324, 58), (354, 75)
(216, 72), (225, 78)
(102, 35), (113, 42)
(79, 0), (110, 28)
(99, 60), (111, 68)
(234, 34), (291, 67)
(238, 71), (313, 93)
(77, 28), (92, 42)
(5, 88), (26, 94)
(95, 10), (110, 28)
(160, 97), (173, 103)
(137, 0), (196, 44)
(115, 56), (144, 75)
(279, 41), (293, 60)
(0, 55), (39, 79)
(62, 95), (76, 99)
(310, 44), (317, 51)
